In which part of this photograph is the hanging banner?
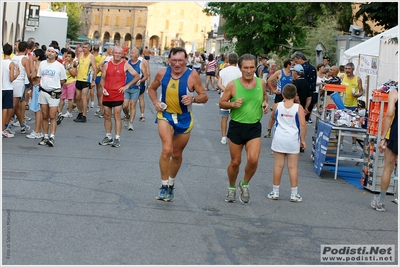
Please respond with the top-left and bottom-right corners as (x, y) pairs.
(358, 54), (378, 76)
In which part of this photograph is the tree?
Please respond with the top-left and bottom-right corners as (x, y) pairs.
(204, 3), (307, 56)
(203, 2), (353, 57)
(355, 3), (398, 36)
(51, 2), (82, 41)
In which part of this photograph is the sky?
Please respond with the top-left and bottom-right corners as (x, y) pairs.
(197, 1), (219, 27)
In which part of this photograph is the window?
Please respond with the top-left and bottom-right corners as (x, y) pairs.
(94, 15), (99, 25)
(126, 17), (131, 27)
(166, 20), (169, 30)
(105, 16), (110, 26)
(116, 16), (120, 26)
(138, 17), (142, 27)
(181, 9), (184, 16)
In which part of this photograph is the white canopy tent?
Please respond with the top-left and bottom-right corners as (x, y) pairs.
(341, 26), (398, 104)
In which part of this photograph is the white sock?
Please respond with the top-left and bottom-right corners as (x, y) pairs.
(291, 187), (298, 195)
(162, 180), (168, 186)
(50, 134), (55, 139)
(106, 133), (112, 138)
(115, 135), (120, 140)
(273, 185), (279, 193)
(168, 177), (175, 186)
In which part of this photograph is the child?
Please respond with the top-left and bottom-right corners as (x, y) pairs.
(267, 84), (307, 202)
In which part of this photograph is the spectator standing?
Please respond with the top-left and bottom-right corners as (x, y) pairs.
(26, 49), (46, 139)
(291, 51), (316, 123)
(2, 43), (19, 138)
(99, 46), (140, 148)
(37, 47), (67, 147)
(58, 50), (77, 118)
(339, 62), (364, 152)
(74, 42), (97, 123)
(267, 84), (307, 202)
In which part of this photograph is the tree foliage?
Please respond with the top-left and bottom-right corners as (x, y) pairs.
(204, 2), (307, 56)
(203, 2), (353, 58)
(355, 2), (398, 36)
(51, 2), (82, 41)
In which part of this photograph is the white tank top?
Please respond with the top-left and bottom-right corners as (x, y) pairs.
(2, 59), (13, 90)
(271, 102), (301, 154)
(11, 55), (27, 83)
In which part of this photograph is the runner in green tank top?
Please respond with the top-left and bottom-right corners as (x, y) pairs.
(219, 54), (269, 203)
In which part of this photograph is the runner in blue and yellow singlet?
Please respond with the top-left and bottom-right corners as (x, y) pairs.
(148, 47), (209, 202)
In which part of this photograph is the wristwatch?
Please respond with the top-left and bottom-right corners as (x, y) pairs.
(192, 97), (196, 103)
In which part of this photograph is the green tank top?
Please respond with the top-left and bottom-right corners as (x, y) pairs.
(230, 77), (264, 124)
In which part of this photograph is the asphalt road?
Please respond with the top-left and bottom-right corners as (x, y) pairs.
(2, 57), (398, 265)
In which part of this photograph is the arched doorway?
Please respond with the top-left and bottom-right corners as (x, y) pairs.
(114, 32), (121, 45)
(93, 31), (101, 45)
(135, 33), (143, 48)
(124, 33), (132, 48)
(103, 32), (110, 44)
(149, 35), (160, 51)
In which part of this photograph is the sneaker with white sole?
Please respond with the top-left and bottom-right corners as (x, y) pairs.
(99, 136), (113, 146)
(238, 181), (250, 203)
(267, 191), (279, 200)
(2, 131), (14, 138)
(56, 113), (64, 125)
(26, 131), (39, 139)
(5, 128), (15, 135)
(290, 193), (302, 202)
(156, 185), (168, 200)
(111, 138), (121, 148)
(20, 124), (31, 134)
(225, 188), (236, 203)
(128, 122), (134, 131)
(62, 111), (73, 118)
(371, 195), (385, 211)
(38, 137), (49, 146)
(12, 121), (21, 127)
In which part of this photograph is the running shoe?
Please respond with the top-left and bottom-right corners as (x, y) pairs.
(5, 128), (15, 135)
(139, 116), (145, 122)
(290, 193), (303, 202)
(156, 185), (168, 200)
(26, 131), (39, 139)
(225, 188), (236, 203)
(128, 122), (134, 131)
(164, 185), (174, 202)
(99, 136), (114, 146)
(47, 137), (55, 147)
(111, 138), (121, 148)
(371, 195), (385, 211)
(56, 113), (64, 125)
(38, 137), (49, 146)
(238, 181), (250, 203)
(20, 124), (31, 134)
(2, 131), (14, 138)
(264, 130), (271, 138)
(62, 111), (73, 118)
(267, 191), (279, 200)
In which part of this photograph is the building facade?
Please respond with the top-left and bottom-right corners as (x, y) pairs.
(1, 2), (27, 45)
(80, 2), (213, 53)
